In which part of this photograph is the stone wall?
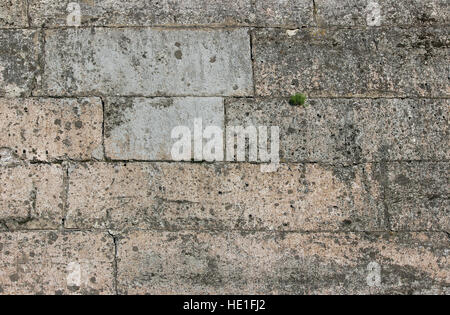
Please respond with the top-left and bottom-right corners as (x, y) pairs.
(0, 0), (448, 295)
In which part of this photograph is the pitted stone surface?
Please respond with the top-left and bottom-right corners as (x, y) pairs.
(29, 0), (254, 27)
(0, 98), (103, 161)
(0, 0), (28, 28)
(253, 27), (449, 97)
(0, 231), (115, 294)
(0, 164), (63, 230)
(105, 97), (224, 160)
(385, 162), (449, 232)
(314, 0), (449, 27)
(255, 0), (313, 26)
(66, 162), (384, 231)
(226, 98), (449, 163)
(117, 231), (449, 294)
(41, 28), (253, 97)
(0, 30), (41, 98)
(1, 0), (448, 296)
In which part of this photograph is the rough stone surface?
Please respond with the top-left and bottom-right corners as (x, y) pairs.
(0, 231), (115, 294)
(105, 97), (224, 160)
(314, 0), (449, 27)
(0, 164), (63, 230)
(66, 162), (384, 231)
(117, 231), (449, 294)
(253, 27), (449, 97)
(255, 0), (313, 26)
(1, 0), (448, 296)
(0, 0), (28, 28)
(29, 0), (254, 27)
(0, 30), (41, 97)
(385, 162), (449, 232)
(0, 98), (103, 161)
(40, 28), (253, 97)
(226, 98), (449, 163)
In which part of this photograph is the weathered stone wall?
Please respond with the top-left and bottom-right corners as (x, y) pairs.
(0, 0), (448, 295)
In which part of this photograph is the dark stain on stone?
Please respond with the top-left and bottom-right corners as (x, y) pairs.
(210, 56), (216, 63)
(394, 174), (410, 186)
(74, 120), (83, 129)
(174, 50), (183, 60)
(9, 274), (19, 282)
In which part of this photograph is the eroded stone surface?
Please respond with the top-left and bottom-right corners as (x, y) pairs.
(29, 0), (254, 27)
(226, 98), (449, 163)
(0, 30), (41, 97)
(66, 162), (384, 231)
(314, 0), (449, 27)
(385, 162), (449, 232)
(105, 97), (224, 160)
(253, 27), (449, 97)
(41, 28), (253, 97)
(0, 0), (28, 28)
(117, 231), (449, 294)
(0, 164), (63, 230)
(255, 0), (313, 26)
(0, 98), (103, 161)
(0, 231), (114, 294)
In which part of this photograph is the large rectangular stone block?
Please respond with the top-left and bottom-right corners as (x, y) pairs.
(41, 28), (253, 97)
(0, 98), (103, 162)
(66, 162), (384, 231)
(0, 231), (115, 294)
(253, 27), (449, 97)
(105, 97), (224, 160)
(0, 0), (28, 28)
(117, 231), (449, 294)
(314, 0), (449, 27)
(226, 98), (449, 163)
(385, 162), (449, 231)
(29, 0), (254, 27)
(0, 164), (63, 230)
(0, 30), (41, 97)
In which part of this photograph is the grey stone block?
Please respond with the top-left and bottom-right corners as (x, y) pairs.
(105, 97), (224, 160)
(0, 30), (41, 97)
(29, 0), (255, 27)
(40, 28), (253, 97)
(226, 98), (449, 163)
(253, 27), (449, 97)
(314, 0), (449, 27)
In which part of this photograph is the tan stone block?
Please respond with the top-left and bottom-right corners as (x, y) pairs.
(117, 231), (449, 294)
(0, 164), (64, 230)
(66, 162), (384, 231)
(0, 231), (115, 294)
(0, 98), (103, 161)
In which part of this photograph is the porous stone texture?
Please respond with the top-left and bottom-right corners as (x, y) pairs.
(1, 0), (449, 296)
(40, 28), (253, 97)
(0, 231), (115, 294)
(105, 97), (224, 160)
(29, 0), (255, 27)
(0, 0), (28, 28)
(0, 164), (63, 230)
(117, 231), (449, 294)
(0, 30), (41, 97)
(226, 98), (449, 163)
(385, 162), (449, 232)
(314, 0), (449, 27)
(253, 27), (449, 97)
(66, 162), (384, 231)
(255, 0), (313, 27)
(0, 98), (103, 161)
